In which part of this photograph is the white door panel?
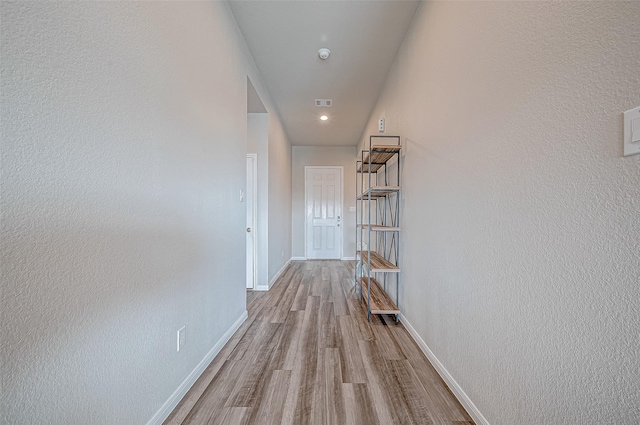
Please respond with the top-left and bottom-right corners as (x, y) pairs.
(246, 155), (257, 289)
(306, 167), (342, 259)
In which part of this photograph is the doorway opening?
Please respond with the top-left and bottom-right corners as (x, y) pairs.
(246, 77), (268, 293)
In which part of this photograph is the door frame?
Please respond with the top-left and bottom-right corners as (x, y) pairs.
(304, 166), (343, 260)
(246, 154), (258, 289)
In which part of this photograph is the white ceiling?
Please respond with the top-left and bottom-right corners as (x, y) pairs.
(229, 0), (420, 146)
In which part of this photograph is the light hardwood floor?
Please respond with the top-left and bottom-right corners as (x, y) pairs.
(164, 260), (474, 425)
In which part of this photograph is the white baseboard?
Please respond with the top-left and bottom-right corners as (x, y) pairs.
(400, 314), (490, 425)
(255, 259), (293, 291)
(146, 310), (248, 425)
(268, 259), (292, 287)
(294, 256), (354, 261)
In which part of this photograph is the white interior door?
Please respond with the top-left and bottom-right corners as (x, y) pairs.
(305, 167), (342, 259)
(246, 155), (257, 289)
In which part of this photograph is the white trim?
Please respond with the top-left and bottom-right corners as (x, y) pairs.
(268, 259), (292, 287)
(146, 310), (248, 425)
(246, 154), (258, 290)
(399, 314), (490, 425)
(341, 256), (356, 261)
(291, 256), (307, 261)
(255, 258), (293, 291)
(304, 166), (344, 260)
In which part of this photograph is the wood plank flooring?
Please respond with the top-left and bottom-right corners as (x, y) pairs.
(164, 260), (473, 425)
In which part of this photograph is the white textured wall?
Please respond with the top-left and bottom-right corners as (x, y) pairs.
(360, 2), (640, 424)
(292, 146), (357, 259)
(0, 2), (288, 424)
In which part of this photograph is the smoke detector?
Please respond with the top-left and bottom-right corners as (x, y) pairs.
(318, 48), (331, 60)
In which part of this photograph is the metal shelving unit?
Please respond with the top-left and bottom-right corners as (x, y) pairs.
(355, 135), (401, 321)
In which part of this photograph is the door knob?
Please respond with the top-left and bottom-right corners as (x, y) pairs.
(246, 227), (252, 232)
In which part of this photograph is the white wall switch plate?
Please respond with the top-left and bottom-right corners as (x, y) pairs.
(378, 118), (385, 133)
(623, 106), (640, 157)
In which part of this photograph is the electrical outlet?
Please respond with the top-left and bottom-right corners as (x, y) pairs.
(177, 326), (186, 352)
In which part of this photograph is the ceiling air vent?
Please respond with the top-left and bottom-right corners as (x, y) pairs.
(315, 99), (332, 107)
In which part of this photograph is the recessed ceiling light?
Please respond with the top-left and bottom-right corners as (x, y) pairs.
(320, 115), (328, 121)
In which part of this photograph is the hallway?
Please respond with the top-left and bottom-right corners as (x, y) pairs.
(164, 260), (473, 425)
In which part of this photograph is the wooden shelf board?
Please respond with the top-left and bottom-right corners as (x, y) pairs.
(357, 146), (401, 173)
(371, 145), (401, 153)
(357, 186), (401, 199)
(357, 251), (400, 273)
(357, 277), (400, 315)
(357, 224), (401, 232)
(357, 163), (385, 173)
